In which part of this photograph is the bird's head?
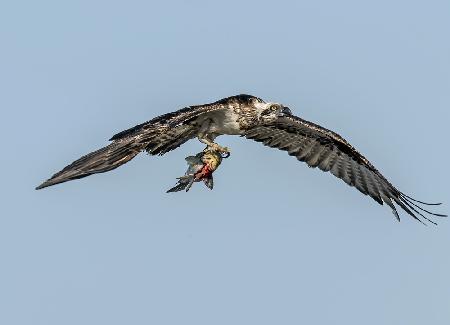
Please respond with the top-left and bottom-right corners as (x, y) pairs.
(258, 103), (292, 122)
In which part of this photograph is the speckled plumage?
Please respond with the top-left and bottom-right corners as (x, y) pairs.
(36, 94), (446, 224)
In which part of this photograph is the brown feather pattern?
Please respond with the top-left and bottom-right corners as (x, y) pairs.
(35, 93), (446, 225)
(245, 115), (446, 224)
(36, 99), (230, 189)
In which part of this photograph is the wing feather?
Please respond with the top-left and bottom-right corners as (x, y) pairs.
(244, 114), (446, 224)
(318, 148), (336, 172)
(37, 100), (228, 189)
(111, 103), (228, 155)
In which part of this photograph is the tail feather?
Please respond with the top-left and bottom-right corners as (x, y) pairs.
(36, 140), (142, 190)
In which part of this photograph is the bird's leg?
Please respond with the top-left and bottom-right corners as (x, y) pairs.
(197, 120), (230, 154)
(198, 137), (230, 154)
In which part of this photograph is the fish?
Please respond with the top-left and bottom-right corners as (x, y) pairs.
(167, 150), (227, 193)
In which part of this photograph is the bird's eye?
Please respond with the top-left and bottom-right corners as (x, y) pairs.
(271, 105), (279, 110)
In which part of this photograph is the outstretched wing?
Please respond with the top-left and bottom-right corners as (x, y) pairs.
(36, 102), (227, 189)
(108, 103), (226, 154)
(244, 114), (446, 224)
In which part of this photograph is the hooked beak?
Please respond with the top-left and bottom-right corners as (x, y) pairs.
(280, 106), (292, 116)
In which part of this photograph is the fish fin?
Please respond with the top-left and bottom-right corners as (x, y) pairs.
(185, 177), (196, 192)
(203, 176), (214, 190)
(167, 182), (189, 193)
(185, 156), (201, 165)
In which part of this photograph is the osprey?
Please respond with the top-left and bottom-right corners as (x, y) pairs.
(36, 94), (445, 224)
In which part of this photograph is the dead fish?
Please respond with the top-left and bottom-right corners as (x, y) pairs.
(167, 150), (225, 193)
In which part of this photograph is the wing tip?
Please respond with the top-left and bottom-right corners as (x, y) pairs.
(35, 177), (64, 190)
(35, 184), (46, 190)
(394, 193), (446, 225)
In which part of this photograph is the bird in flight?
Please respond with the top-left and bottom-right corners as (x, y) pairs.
(36, 94), (445, 224)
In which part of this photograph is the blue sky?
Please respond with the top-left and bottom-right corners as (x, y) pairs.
(1, 1), (449, 324)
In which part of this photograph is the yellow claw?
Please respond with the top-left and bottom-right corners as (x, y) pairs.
(205, 143), (230, 154)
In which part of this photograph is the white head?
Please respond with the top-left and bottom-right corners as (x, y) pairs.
(257, 102), (292, 122)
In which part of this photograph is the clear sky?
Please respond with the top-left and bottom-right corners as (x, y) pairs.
(1, 1), (449, 324)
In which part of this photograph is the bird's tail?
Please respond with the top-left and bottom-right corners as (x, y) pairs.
(36, 139), (142, 190)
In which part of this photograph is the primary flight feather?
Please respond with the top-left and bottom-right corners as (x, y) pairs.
(36, 94), (446, 224)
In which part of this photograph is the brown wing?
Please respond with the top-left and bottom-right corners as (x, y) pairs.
(36, 102), (227, 189)
(244, 114), (446, 224)
(109, 94), (263, 155)
(109, 103), (227, 155)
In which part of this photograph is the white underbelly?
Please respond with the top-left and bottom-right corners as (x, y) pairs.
(207, 110), (242, 135)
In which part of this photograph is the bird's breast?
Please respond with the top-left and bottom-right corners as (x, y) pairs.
(206, 109), (243, 135)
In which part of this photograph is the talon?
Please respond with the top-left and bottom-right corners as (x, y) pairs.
(205, 143), (230, 154)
